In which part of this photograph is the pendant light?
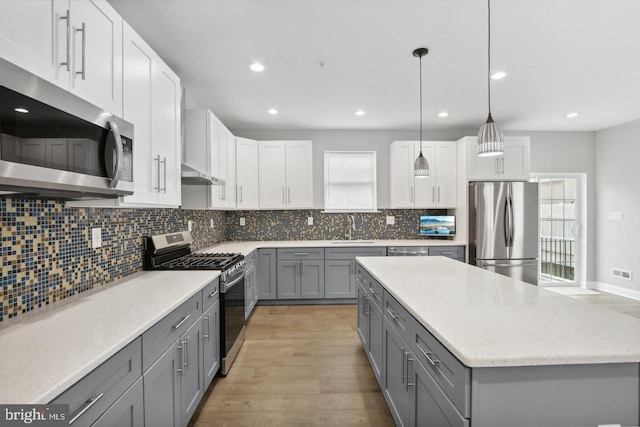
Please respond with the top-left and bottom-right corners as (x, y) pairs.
(477, 0), (504, 157)
(413, 47), (429, 177)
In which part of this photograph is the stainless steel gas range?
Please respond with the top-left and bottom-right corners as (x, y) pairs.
(144, 231), (245, 375)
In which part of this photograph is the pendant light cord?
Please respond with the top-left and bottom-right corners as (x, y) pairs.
(419, 53), (423, 155)
(487, 0), (492, 115)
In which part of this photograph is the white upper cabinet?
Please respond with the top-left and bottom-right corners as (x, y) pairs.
(390, 141), (457, 208)
(465, 136), (530, 181)
(235, 137), (259, 210)
(183, 109), (235, 210)
(0, 0), (123, 116)
(258, 141), (313, 209)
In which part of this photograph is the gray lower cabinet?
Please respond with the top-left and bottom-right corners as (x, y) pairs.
(356, 266), (383, 385)
(91, 378), (144, 427)
(257, 248), (277, 299)
(202, 299), (220, 389)
(245, 251), (257, 318)
(325, 247), (386, 298)
(51, 338), (142, 426)
(143, 315), (204, 427)
(276, 248), (325, 299)
(383, 316), (411, 427)
(356, 282), (369, 348)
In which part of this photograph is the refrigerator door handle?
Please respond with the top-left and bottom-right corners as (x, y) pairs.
(482, 260), (536, 268)
(508, 194), (515, 248)
(503, 196), (511, 248)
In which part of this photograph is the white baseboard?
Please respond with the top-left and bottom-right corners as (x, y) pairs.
(588, 281), (640, 301)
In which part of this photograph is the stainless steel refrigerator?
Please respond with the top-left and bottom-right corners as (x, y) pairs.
(468, 181), (539, 285)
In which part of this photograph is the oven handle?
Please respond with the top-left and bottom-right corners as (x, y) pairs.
(222, 273), (245, 293)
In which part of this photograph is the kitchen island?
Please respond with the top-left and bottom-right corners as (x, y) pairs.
(356, 256), (640, 427)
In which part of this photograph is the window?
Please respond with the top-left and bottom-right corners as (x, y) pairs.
(324, 151), (376, 212)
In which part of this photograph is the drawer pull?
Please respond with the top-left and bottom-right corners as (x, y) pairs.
(386, 308), (400, 321)
(293, 252), (309, 256)
(417, 344), (440, 367)
(208, 289), (218, 298)
(69, 392), (104, 424)
(173, 314), (191, 330)
(369, 287), (379, 298)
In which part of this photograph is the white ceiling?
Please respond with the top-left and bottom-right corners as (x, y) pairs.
(109, 0), (640, 132)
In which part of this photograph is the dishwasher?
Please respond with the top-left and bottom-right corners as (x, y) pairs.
(387, 246), (429, 256)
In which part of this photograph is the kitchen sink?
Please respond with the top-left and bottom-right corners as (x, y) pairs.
(330, 240), (376, 244)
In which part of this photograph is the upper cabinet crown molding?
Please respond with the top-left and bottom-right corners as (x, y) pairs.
(0, 0), (123, 116)
(390, 141), (457, 209)
(463, 136), (530, 181)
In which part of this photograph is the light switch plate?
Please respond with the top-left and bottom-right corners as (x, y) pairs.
(187, 220), (193, 232)
(210, 219), (214, 228)
(308, 217), (313, 226)
(240, 217), (246, 226)
(608, 212), (623, 221)
(386, 216), (395, 225)
(91, 227), (102, 248)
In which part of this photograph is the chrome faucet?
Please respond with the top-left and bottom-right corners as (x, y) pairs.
(347, 215), (356, 240)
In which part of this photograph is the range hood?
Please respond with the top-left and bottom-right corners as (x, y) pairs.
(181, 163), (224, 185)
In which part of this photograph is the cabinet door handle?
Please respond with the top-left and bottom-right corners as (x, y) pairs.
(401, 347), (406, 385)
(161, 157), (167, 193)
(203, 315), (210, 339)
(287, 186), (291, 204)
(154, 155), (161, 192)
(240, 185), (243, 203)
(405, 353), (414, 390)
(364, 295), (369, 315)
(438, 186), (441, 203)
(184, 337), (190, 370)
(282, 186), (285, 204)
(172, 314), (191, 330)
(176, 342), (184, 374)
(495, 158), (499, 174)
(410, 185), (413, 203)
(501, 157), (505, 174)
(76, 22), (86, 80)
(60, 10), (71, 71)
(432, 186), (435, 202)
(69, 392), (104, 424)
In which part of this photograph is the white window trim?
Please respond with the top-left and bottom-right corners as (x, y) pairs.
(323, 151), (377, 213)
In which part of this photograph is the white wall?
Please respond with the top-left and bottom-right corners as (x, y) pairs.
(595, 119), (640, 296)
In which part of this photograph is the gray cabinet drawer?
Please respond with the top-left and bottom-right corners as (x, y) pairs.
(277, 247), (324, 260)
(52, 337), (142, 426)
(202, 278), (219, 311)
(325, 247), (386, 260)
(383, 290), (412, 344)
(411, 322), (470, 417)
(429, 246), (465, 261)
(142, 292), (202, 371)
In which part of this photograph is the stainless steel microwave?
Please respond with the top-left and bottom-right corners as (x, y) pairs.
(0, 58), (134, 199)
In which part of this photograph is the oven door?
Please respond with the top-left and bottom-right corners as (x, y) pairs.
(220, 271), (246, 358)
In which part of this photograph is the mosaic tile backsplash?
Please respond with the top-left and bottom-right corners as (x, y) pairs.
(0, 198), (226, 322)
(1, 199), (451, 322)
(225, 209), (451, 241)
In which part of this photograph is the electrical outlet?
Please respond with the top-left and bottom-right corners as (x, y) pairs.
(210, 219), (214, 228)
(188, 220), (193, 232)
(91, 227), (102, 248)
(386, 216), (395, 225)
(308, 217), (313, 226)
(240, 217), (245, 226)
(608, 212), (623, 221)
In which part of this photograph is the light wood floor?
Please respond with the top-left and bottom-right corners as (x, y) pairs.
(189, 305), (395, 426)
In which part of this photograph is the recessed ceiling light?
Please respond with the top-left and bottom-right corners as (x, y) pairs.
(491, 71), (506, 80)
(355, 110), (366, 116)
(565, 112), (579, 118)
(438, 112), (449, 118)
(267, 108), (278, 115)
(14, 107), (29, 114)
(250, 62), (264, 72)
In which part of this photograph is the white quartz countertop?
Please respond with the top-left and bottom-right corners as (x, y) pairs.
(357, 256), (640, 368)
(0, 270), (220, 404)
(202, 239), (464, 256)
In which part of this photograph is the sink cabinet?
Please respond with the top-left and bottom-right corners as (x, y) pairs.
(276, 248), (325, 299)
